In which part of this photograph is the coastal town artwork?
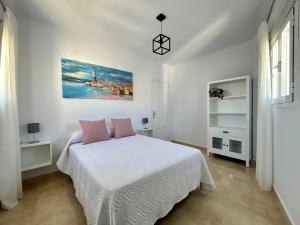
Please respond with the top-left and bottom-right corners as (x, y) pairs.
(61, 58), (133, 100)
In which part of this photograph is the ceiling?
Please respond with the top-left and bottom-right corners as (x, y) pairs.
(9, 0), (271, 64)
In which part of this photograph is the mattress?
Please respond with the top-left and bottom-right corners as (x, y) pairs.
(57, 134), (215, 225)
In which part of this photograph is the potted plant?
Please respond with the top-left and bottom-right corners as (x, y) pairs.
(209, 88), (224, 99)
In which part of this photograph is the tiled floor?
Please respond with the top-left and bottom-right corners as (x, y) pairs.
(0, 150), (291, 225)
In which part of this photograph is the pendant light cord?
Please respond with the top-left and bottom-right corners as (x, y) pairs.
(161, 22), (162, 34)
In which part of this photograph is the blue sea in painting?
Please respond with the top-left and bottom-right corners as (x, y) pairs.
(63, 81), (111, 98)
(61, 58), (133, 100)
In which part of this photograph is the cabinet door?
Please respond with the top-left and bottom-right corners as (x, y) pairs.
(209, 135), (226, 153)
(226, 137), (245, 160)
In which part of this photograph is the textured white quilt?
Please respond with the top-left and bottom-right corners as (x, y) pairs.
(57, 134), (215, 225)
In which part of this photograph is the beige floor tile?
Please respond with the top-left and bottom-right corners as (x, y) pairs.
(0, 150), (291, 225)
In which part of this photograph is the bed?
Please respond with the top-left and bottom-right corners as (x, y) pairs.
(57, 133), (215, 225)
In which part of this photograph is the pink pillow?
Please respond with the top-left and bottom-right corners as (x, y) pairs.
(79, 119), (110, 144)
(111, 118), (135, 139)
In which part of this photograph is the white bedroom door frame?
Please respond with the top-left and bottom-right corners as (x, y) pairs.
(151, 81), (169, 139)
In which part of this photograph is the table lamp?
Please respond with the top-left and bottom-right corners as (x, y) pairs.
(28, 123), (40, 143)
(142, 118), (149, 129)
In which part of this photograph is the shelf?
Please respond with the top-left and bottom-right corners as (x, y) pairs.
(209, 95), (247, 100)
(20, 141), (51, 148)
(137, 129), (153, 137)
(209, 126), (246, 130)
(209, 112), (247, 115)
(21, 161), (52, 172)
(138, 128), (153, 131)
(20, 141), (52, 172)
(208, 76), (249, 85)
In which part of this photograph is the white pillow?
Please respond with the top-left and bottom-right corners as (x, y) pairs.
(69, 130), (83, 145)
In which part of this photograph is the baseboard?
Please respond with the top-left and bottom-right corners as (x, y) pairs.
(251, 159), (256, 167)
(171, 140), (207, 152)
(273, 185), (295, 225)
(22, 166), (58, 180)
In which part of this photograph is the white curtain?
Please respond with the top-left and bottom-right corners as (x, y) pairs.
(256, 21), (273, 191)
(0, 8), (22, 209)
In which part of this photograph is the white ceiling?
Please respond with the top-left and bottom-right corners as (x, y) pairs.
(9, 0), (271, 64)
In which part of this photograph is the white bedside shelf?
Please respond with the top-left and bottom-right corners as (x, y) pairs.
(137, 128), (153, 137)
(20, 141), (52, 172)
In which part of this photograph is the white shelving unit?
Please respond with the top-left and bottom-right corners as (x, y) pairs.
(207, 76), (252, 167)
(20, 141), (52, 172)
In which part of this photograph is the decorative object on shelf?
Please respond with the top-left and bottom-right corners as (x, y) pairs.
(152, 13), (170, 55)
(27, 123), (40, 143)
(209, 88), (224, 99)
(61, 58), (133, 100)
(142, 118), (149, 129)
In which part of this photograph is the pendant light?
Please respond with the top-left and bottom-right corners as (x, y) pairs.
(152, 13), (171, 55)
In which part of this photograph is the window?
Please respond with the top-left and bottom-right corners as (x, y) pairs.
(270, 8), (295, 104)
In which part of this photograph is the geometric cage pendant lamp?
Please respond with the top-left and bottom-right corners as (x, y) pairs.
(152, 13), (171, 55)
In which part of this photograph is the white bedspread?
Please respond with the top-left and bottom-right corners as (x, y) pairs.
(57, 134), (215, 225)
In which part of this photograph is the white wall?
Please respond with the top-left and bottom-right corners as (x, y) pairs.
(271, 1), (300, 224)
(273, 106), (300, 225)
(169, 39), (256, 152)
(17, 16), (168, 178)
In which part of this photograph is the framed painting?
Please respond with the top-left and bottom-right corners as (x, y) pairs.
(61, 58), (133, 100)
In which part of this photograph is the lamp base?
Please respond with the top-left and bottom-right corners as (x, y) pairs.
(28, 140), (40, 144)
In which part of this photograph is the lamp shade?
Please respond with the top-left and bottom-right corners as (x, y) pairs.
(142, 118), (149, 124)
(27, 123), (40, 134)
